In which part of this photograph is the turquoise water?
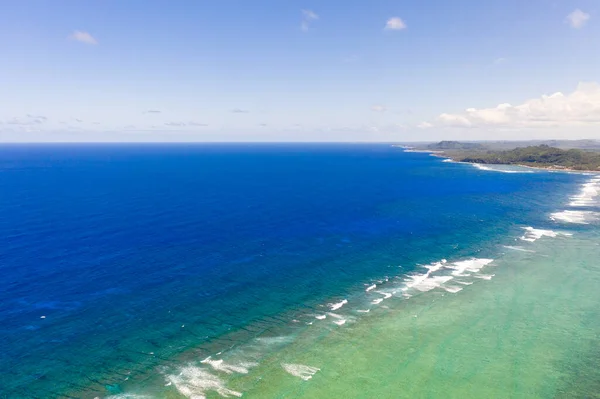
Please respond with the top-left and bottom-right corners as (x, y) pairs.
(0, 144), (597, 398)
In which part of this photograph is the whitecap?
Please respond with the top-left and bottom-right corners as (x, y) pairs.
(447, 259), (494, 277)
(328, 299), (348, 311)
(569, 177), (600, 207)
(315, 314), (327, 320)
(375, 291), (393, 299)
(333, 319), (347, 326)
(201, 357), (257, 374)
(503, 245), (536, 253)
(281, 363), (320, 381)
(402, 260), (454, 293)
(443, 285), (463, 293)
(473, 164), (534, 174)
(551, 210), (599, 224)
(520, 227), (570, 242)
(474, 274), (495, 280)
(371, 298), (384, 305)
(406, 275), (454, 292)
(365, 284), (377, 292)
(357, 309), (371, 313)
(166, 365), (242, 398)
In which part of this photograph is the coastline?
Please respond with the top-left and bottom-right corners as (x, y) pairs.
(97, 159), (600, 398)
(10, 146), (599, 399)
(400, 147), (600, 175)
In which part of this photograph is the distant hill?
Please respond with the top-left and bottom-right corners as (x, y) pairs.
(455, 145), (600, 171)
(426, 141), (485, 150)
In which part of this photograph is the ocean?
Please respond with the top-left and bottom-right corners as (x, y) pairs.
(0, 144), (599, 398)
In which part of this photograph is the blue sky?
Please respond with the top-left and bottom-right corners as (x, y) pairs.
(1, 0), (599, 142)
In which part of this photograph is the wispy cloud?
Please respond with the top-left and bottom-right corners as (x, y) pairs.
(144, 110), (161, 114)
(231, 108), (249, 114)
(385, 17), (407, 31)
(165, 122), (186, 127)
(5, 115), (48, 125)
(69, 30), (98, 45)
(493, 57), (507, 65)
(301, 9), (319, 31)
(417, 122), (433, 129)
(371, 105), (387, 112)
(188, 122), (209, 126)
(567, 9), (590, 29)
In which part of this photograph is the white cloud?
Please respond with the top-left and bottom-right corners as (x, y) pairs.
(69, 30), (98, 45)
(371, 105), (387, 112)
(165, 122), (186, 127)
(231, 108), (249, 113)
(417, 122), (433, 129)
(385, 17), (407, 31)
(567, 9), (590, 29)
(493, 57), (507, 65)
(5, 115), (48, 125)
(431, 82), (600, 129)
(301, 9), (319, 31)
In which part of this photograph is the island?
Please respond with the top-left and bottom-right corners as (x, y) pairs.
(407, 141), (600, 171)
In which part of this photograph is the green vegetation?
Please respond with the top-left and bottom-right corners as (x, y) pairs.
(453, 144), (600, 171)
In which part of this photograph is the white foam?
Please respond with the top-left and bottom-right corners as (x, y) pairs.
(503, 245), (536, 253)
(166, 365), (242, 398)
(315, 314), (327, 320)
(443, 285), (463, 293)
(401, 260), (455, 293)
(333, 319), (347, 326)
(520, 227), (570, 242)
(474, 274), (495, 280)
(406, 274), (454, 292)
(375, 291), (393, 299)
(569, 177), (600, 207)
(281, 363), (320, 381)
(201, 357), (257, 374)
(105, 395), (151, 399)
(328, 299), (348, 311)
(551, 210), (599, 224)
(447, 259), (494, 277)
(357, 309), (371, 313)
(456, 281), (473, 286)
(473, 164), (533, 174)
(365, 284), (377, 292)
(371, 298), (384, 305)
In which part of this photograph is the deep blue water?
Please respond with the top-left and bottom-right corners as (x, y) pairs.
(0, 144), (582, 398)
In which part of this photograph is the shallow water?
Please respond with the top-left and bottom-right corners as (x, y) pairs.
(0, 144), (598, 398)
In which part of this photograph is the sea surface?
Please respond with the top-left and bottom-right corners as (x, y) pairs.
(0, 144), (599, 398)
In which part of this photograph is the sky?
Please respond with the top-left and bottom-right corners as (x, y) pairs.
(1, 0), (599, 142)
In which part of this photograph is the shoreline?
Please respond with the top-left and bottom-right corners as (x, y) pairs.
(402, 147), (600, 175)
(41, 150), (600, 399)
(93, 175), (600, 399)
